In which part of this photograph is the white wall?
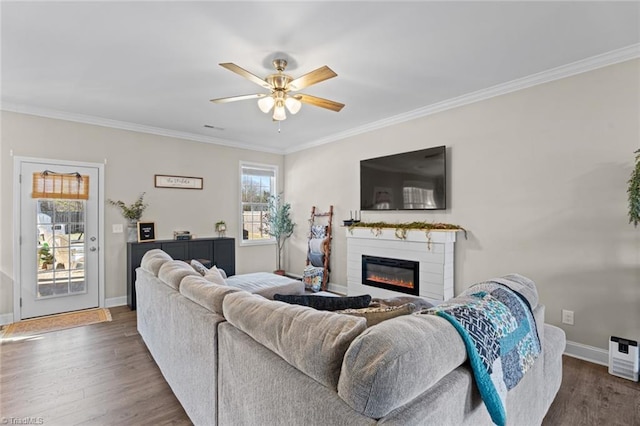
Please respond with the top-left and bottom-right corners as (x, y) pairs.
(0, 112), (283, 318)
(1, 60), (638, 352)
(284, 59), (640, 350)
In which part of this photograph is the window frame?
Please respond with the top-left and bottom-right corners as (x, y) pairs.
(239, 161), (278, 246)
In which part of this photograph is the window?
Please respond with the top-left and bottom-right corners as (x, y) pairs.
(240, 162), (277, 244)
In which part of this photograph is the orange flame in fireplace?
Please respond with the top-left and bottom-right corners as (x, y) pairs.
(367, 274), (414, 289)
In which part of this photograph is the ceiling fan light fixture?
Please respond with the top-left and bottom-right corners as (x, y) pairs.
(257, 96), (275, 113)
(285, 96), (302, 115)
(273, 100), (287, 121)
(212, 58), (344, 124)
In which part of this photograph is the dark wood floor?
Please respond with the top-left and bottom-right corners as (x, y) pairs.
(1, 306), (190, 425)
(542, 354), (640, 426)
(2, 306), (638, 425)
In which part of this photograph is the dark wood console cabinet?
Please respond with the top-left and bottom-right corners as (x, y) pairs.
(126, 237), (235, 310)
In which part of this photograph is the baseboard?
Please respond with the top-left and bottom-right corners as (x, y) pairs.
(0, 313), (14, 326)
(0, 298), (127, 324)
(564, 340), (609, 367)
(327, 282), (347, 295)
(105, 296), (127, 308)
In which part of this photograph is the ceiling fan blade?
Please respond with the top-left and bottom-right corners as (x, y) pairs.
(219, 63), (272, 89)
(288, 66), (337, 91)
(296, 94), (344, 112)
(210, 93), (266, 104)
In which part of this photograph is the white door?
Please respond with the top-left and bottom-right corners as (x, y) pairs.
(18, 159), (102, 319)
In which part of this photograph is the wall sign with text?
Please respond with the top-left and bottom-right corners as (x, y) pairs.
(137, 222), (156, 242)
(154, 174), (203, 190)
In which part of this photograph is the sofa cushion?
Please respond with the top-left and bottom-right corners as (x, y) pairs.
(338, 313), (467, 418)
(158, 260), (200, 290)
(273, 294), (371, 311)
(180, 275), (242, 314)
(224, 272), (304, 300)
(223, 291), (367, 389)
(140, 249), (173, 276)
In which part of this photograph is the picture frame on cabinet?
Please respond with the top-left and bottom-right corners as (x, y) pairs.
(137, 222), (156, 242)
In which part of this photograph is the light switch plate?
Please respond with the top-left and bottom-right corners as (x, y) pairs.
(112, 224), (124, 233)
(562, 309), (574, 325)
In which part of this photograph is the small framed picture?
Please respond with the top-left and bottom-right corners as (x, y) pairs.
(137, 222), (156, 242)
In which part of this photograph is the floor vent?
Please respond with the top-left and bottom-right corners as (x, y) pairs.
(608, 336), (639, 381)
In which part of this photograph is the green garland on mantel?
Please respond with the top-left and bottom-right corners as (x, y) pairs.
(348, 221), (467, 240)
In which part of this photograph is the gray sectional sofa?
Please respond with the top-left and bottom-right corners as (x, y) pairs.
(136, 249), (566, 426)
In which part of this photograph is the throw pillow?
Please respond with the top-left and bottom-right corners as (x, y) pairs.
(217, 268), (227, 279)
(273, 294), (371, 311)
(337, 303), (416, 327)
(370, 296), (433, 312)
(204, 266), (227, 286)
(303, 265), (324, 292)
(190, 259), (208, 276)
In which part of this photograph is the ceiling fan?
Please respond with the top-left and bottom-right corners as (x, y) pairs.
(210, 59), (344, 121)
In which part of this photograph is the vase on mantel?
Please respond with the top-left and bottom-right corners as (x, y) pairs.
(127, 220), (138, 243)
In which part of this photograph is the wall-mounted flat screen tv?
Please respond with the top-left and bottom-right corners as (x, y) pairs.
(360, 145), (446, 211)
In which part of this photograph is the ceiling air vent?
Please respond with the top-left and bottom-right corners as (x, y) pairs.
(203, 124), (224, 131)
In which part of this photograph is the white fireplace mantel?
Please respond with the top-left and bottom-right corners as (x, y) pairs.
(346, 228), (458, 304)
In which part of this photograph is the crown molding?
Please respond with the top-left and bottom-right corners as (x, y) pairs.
(0, 103), (285, 155)
(2, 44), (638, 156)
(285, 43), (640, 154)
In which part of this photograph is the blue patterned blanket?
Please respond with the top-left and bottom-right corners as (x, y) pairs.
(427, 279), (541, 426)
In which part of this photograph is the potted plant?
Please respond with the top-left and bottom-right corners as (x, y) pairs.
(38, 242), (54, 269)
(263, 194), (295, 274)
(107, 192), (148, 242)
(629, 149), (640, 227)
(215, 220), (227, 237)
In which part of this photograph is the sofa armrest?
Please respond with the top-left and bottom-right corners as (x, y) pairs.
(533, 304), (545, 341)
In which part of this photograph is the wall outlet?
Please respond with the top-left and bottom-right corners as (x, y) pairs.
(562, 309), (574, 325)
(112, 224), (124, 234)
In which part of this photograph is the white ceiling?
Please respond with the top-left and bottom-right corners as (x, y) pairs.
(2, 1), (639, 154)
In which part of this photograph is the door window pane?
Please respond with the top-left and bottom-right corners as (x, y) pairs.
(36, 200), (86, 298)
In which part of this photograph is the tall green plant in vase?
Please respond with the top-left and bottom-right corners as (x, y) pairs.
(108, 192), (148, 242)
(629, 149), (640, 227)
(263, 194), (295, 274)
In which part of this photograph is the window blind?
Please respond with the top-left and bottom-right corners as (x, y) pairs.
(32, 170), (89, 200)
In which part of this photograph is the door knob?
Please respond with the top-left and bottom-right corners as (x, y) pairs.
(90, 247), (97, 252)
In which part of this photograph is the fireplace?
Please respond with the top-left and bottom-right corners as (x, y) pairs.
(347, 228), (457, 302)
(361, 255), (419, 296)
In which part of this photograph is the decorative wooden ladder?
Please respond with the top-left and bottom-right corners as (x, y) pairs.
(305, 205), (334, 291)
